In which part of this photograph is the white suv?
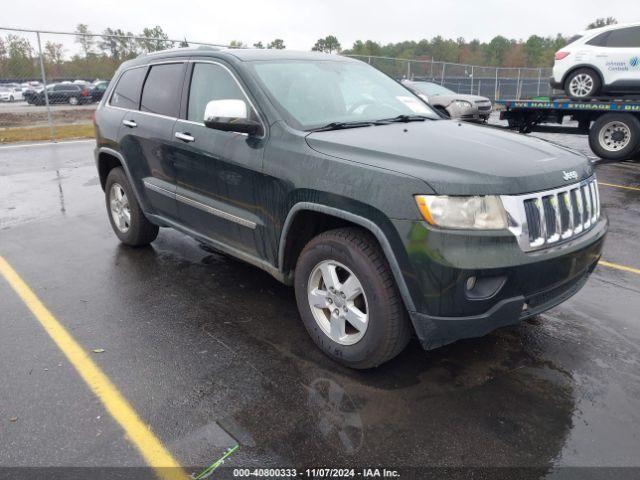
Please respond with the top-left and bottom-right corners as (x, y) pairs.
(551, 22), (640, 99)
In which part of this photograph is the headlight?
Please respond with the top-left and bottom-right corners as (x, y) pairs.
(452, 100), (472, 109)
(415, 195), (508, 230)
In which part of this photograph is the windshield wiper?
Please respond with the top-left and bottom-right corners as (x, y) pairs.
(376, 114), (433, 124)
(308, 121), (378, 132)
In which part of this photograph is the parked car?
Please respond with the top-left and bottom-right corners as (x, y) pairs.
(30, 83), (92, 105)
(401, 80), (492, 121)
(0, 86), (24, 102)
(94, 49), (606, 369)
(90, 81), (109, 102)
(551, 22), (640, 99)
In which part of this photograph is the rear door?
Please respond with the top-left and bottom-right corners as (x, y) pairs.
(169, 60), (267, 257)
(115, 62), (187, 220)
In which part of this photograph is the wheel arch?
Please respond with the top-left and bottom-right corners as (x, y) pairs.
(561, 64), (605, 89)
(278, 202), (416, 312)
(96, 147), (148, 212)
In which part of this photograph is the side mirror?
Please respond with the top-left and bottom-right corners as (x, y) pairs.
(203, 99), (263, 136)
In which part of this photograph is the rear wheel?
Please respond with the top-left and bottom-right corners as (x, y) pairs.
(565, 68), (601, 99)
(589, 113), (640, 161)
(104, 167), (159, 246)
(294, 227), (412, 369)
(68, 96), (79, 105)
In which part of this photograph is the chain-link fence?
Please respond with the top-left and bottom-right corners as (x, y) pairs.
(346, 55), (553, 101)
(0, 27), (228, 143)
(1, 27), (555, 143)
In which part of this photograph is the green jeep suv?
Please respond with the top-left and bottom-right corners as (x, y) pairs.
(94, 48), (607, 368)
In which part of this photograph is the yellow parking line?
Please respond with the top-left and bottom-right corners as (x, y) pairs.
(598, 182), (640, 192)
(599, 260), (640, 276)
(0, 255), (187, 480)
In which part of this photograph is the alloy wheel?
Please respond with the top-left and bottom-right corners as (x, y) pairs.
(307, 260), (369, 345)
(109, 183), (131, 233)
(569, 74), (594, 98)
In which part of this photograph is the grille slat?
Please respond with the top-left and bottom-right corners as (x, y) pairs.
(519, 177), (600, 251)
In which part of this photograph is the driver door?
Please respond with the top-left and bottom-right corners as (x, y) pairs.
(170, 60), (267, 257)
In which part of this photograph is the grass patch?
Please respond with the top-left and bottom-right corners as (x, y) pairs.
(0, 123), (95, 144)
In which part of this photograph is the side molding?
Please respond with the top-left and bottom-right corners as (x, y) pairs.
(278, 202), (416, 312)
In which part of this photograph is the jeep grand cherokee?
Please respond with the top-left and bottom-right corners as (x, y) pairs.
(94, 48), (607, 368)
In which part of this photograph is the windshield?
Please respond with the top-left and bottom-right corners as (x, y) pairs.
(410, 82), (455, 97)
(250, 60), (438, 130)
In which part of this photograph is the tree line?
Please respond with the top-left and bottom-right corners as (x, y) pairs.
(0, 18), (617, 81)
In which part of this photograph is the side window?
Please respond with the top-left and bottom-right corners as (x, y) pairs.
(605, 27), (640, 48)
(111, 67), (146, 110)
(53, 84), (66, 91)
(187, 63), (255, 123)
(586, 32), (609, 47)
(140, 63), (185, 117)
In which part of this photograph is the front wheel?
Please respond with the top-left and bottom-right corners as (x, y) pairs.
(104, 167), (159, 246)
(589, 113), (640, 161)
(294, 227), (412, 369)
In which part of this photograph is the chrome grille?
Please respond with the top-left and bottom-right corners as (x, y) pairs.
(501, 176), (601, 252)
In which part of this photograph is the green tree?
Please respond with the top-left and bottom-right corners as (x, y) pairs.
(114, 30), (137, 60)
(311, 35), (341, 53)
(75, 24), (94, 57)
(99, 28), (119, 60)
(253, 41), (264, 49)
(179, 38), (189, 48)
(587, 17), (617, 29)
(311, 38), (326, 52)
(138, 26), (173, 52)
(523, 35), (545, 66)
(484, 35), (511, 66)
(5, 34), (35, 77)
(267, 38), (285, 49)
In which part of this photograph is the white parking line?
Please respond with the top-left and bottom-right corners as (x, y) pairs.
(0, 139), (95, 150)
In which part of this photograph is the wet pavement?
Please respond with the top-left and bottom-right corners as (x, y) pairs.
(1, 131), (640, 478)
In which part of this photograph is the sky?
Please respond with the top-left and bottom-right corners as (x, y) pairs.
(1, 0), (637, 53)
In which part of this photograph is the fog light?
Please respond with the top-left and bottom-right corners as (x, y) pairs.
(466, 276), (477, 291)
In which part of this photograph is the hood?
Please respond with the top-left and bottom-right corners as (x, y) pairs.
(306, 120), (592, 195)
(428, 93), (491, 105)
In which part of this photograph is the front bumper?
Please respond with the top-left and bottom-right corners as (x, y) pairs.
(393, 216), (607, 350)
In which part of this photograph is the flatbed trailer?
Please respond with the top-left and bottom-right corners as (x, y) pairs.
(496, 97), (640, 161)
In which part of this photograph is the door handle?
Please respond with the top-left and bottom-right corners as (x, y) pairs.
(122, 119), (137, 128)
(175, 132), (195, 143)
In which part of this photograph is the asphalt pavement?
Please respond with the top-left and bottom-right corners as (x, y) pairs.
(1, 129), (640, 479)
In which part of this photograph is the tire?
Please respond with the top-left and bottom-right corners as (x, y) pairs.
(564, 68), (601, 99)
(589, 113), (640, 161)
(294, 227), (412, 369)
(104, 167), (159, 246)
(68, 96), (79, 105)
(9, 96), (14, 103)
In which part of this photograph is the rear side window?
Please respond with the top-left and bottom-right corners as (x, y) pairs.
(187, 63), (252, 123)
(140, 63), (185, 117)
(586, 32), (609, 47)
(111, 67), (146, 110)
(605, 26), (640, 47)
